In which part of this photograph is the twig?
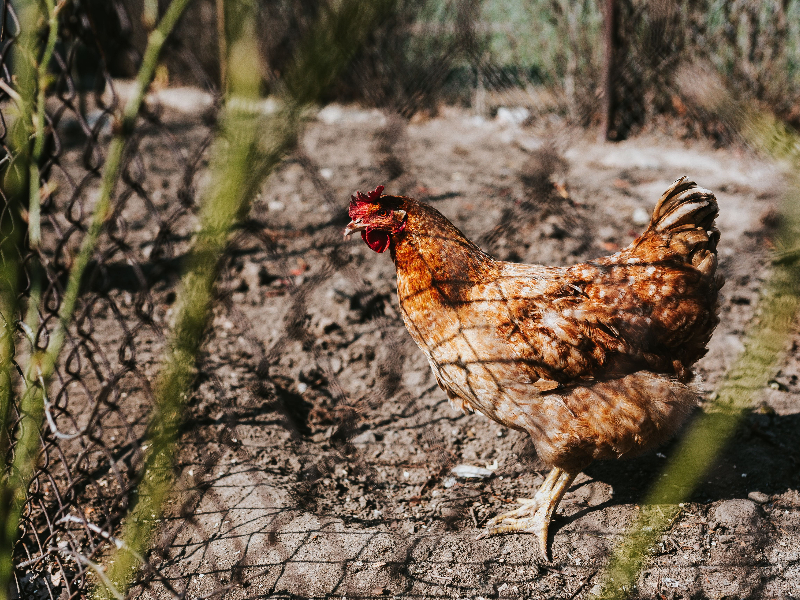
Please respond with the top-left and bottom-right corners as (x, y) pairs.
(0, 79), (22, 105)
(59, 549), (125, 600)
(56, 515), (141, 557)
(24, 0), (62, 337)
(40, 375), (83, 440)
(0, 6), (62, 596)
(14, 553), (49, 570)
(569, 569), (598, 600)
(43, 0), (193, 381)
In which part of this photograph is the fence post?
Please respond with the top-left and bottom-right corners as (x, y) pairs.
(600, 0), (618, 141)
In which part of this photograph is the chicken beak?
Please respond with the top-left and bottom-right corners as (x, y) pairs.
(344, 219), (367, 239)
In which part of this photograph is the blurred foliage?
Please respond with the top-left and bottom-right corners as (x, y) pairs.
(44, 0), (800, 128)
(482, 0), (602, 87)
(328, 0), (482, 115)
(2, 0), (799, 597)
(260, 0), (800, 128)
(91, 1), (397, 597)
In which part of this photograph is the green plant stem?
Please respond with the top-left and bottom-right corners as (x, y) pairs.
(10, 9), (195, 555)
(0, 0), (191, 596)
(90, 106), (267, 600)
(0, 1), (48, 596)
(592, 113), (800, 599)
(24, 0), (61, 338)
(0, 215), (22, 600)
(91, 2), (399, 596)
(44, 0), (192, 382)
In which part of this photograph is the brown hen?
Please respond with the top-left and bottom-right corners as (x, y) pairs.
(345, 177), (722, 558)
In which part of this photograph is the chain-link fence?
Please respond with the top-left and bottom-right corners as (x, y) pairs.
(2, 1), (216, 596)
(1, 1), (799, 599)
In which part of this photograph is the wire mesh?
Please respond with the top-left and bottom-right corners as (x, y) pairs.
(1, 1), (213, 596)
(0, 1), (798, 599)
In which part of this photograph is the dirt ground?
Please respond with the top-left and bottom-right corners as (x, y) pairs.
(41, 103), (799, 599)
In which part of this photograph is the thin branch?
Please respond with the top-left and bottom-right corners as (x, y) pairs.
(0, 79), (22, 106)
(0, 1), (48, 595)
(39, 375), (82, 440)
(56, 515), (141, 556)
(24, 0), (62, 337)
(60, 550), (125, 600)
(41, 0), (194, 382)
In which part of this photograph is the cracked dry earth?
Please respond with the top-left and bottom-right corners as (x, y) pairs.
(98, 105), (797, 599)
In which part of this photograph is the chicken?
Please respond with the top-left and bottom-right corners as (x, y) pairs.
(344, 177), (722, 558)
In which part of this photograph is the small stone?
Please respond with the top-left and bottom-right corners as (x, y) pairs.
(747, 491), (770, 504)
(495, 106), (530, 125)
(598, 225), (616, 241)
(351, 430), (377, 444)
(451, 464), (493, 479)
(713, 499), (760, 530)
(440, 505), (463, 519)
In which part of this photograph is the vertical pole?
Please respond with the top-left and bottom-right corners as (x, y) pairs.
(216, 0), (227, 91)
(600, 0), (617, 141)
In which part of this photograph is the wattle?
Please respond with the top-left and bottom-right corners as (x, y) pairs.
(363, 229), (390, 253)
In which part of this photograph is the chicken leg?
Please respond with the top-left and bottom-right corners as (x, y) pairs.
(477, 467), (577, 560)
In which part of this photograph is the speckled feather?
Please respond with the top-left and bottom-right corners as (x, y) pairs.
(355, 177), (721, 473)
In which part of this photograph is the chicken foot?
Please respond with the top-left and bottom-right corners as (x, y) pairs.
(477, 467), (577, 559)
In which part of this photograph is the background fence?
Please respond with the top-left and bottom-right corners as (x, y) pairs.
(1, 0), (799, 598)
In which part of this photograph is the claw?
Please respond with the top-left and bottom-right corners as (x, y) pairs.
(476, 467), (577, 560)
(482, 497), (542, 529)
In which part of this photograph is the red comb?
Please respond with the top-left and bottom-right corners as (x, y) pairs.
(349, 185), (385, 220)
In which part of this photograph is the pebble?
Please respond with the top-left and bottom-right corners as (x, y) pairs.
(713, 499), (760, 530)
(350, 430), (376, 444)
(748, 491), (770, 504)
(440, 505), (463, 519)
(495, 106), (530, 125)
(451, 464), (493, 479)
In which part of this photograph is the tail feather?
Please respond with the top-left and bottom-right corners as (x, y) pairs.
(650, 177), (718, 233)
(645, 177), (720, 277)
